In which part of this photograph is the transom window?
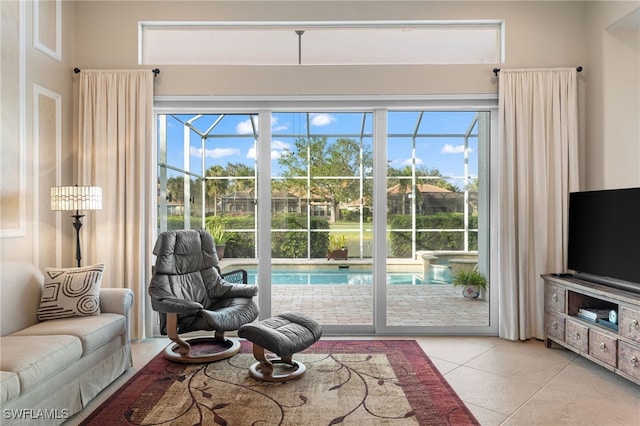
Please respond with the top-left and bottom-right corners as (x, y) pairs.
(140, 20), (504, 65)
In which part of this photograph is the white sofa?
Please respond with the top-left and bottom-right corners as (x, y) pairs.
(0, 261), (133, 425)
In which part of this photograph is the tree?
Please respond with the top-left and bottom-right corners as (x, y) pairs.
(278, 136), (372, 222)
(204, 162), (255, 215)
(166, 175), (184, 204)
(225, 162), (255, 193)
(205, 165), (228, 215)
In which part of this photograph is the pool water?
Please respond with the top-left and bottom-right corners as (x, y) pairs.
(241, 266), (433, 285)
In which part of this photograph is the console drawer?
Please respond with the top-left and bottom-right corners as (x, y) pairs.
(565, 319), (588, 353)
(619, 306), (640, 344)
(618, 341), (640, 381)
(546, 312), (565, 342)
(588, 329), (617, 367)
(545, 284), (566, 313)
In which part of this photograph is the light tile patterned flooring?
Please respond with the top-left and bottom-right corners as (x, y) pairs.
(64, 260), (639, 425)
(66, 336), (640, 425)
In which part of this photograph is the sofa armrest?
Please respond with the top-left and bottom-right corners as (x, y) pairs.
(100, 288), (134, 351)
(100, 288), (134, 316)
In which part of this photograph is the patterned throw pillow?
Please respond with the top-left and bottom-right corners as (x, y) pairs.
(37, 263), (105, 321)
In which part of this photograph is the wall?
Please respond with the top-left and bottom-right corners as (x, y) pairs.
(73, 1), (586, 96)
(584, 2), (640, 190)
(0, 0), (76, 267)
(2, 1), (639, 266)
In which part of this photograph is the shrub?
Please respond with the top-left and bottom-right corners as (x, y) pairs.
(389, 213), (478, 255)
(452, 269), (487, 290)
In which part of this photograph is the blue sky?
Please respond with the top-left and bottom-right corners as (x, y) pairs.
(162, 111), (481, 188)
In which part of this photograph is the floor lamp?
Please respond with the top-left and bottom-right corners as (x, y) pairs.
(51, 185), (102, 267)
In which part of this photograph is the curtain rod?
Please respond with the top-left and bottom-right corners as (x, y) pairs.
(493, 66), (582, 77)
(73, 67), (160, 77)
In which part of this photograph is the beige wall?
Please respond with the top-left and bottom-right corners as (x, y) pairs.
(1, 1), (639, 265)
(74, 1), (586, 95)
(584, 2), (640, 190)
(1, 0), (76, 266)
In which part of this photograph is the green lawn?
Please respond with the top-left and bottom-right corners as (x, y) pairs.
(328, 221), (375, 255)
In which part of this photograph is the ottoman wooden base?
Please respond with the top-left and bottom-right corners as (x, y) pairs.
(248, 344), (306, 382)
(238, 312), (322, 382)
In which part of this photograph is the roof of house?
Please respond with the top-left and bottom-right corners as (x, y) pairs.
(386, 183), (452, 195)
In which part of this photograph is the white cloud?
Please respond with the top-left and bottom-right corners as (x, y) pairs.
(441, 144), (472, 154)
(310, 113), (336, 126)
(246, 140), (291, 160)
(191, 146), (239, 159)
(236, 116), (289, 134)
(246, 145), (256, 159)
(236, 119), (255, 134)
(270, 139), (291, 160)
(272, 140), (290, 150)
(271, 117), (288, 132)
(402, 157), (424, 166)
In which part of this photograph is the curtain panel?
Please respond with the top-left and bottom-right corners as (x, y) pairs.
(77, 70), (155, 340)
(497, 68), (579, 341)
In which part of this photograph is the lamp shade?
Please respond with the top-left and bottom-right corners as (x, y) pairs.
(51, 186), (102, 211)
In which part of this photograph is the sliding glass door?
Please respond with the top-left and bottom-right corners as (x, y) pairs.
(156, 97), (496, 335)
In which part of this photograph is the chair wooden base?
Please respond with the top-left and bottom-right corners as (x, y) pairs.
(164, 312), (240, 363)
(248, 344), (306, 382)
(163, 336), (240, 363)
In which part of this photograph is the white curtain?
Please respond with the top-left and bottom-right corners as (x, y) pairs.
(497, 68), (579, 341)
(77, 70), (155, 340)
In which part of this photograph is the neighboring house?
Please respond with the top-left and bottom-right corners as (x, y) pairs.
(220, 190), (307, 214)
(220, 190), (256, 214)
(219, 190), (334, 216)
(166, 201), (184, 216)
(386, 184), (478, 215)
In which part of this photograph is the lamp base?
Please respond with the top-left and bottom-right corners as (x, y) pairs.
(71, 213), (85, 268)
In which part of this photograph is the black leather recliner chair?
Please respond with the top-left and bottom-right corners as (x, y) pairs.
(149, 229), (258, 363)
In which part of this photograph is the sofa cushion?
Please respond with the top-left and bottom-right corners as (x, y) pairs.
(37, 263), (104, 321)
(0, 335), (82, 395)
(12, 313), (125, 355)
(0, 371), (20, 405)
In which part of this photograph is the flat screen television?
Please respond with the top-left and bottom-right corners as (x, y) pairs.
(567, 187), (640, 294)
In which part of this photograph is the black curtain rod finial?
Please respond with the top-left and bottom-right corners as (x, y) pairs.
(73, 67), (81, 74)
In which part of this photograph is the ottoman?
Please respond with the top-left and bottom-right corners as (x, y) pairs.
(238, 312), (322, 382)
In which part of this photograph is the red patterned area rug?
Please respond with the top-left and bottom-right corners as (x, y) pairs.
(81, 340), (479, 425)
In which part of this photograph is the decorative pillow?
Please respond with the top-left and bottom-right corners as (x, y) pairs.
(37, 263), (105, 321)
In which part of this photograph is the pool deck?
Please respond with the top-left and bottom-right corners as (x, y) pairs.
(220, 258), (489, 328)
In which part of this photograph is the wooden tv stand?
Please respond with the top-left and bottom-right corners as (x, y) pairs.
(543, 275), (640, 385)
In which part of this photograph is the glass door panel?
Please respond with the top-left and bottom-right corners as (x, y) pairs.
(158, 113), (258, 255)
(269, 111), (374, 326)
(385, 111), (489, 328)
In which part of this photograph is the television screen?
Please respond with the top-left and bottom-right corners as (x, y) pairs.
(567, 187), (640, 292)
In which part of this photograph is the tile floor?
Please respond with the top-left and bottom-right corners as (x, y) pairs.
(66, 335), (640, 425)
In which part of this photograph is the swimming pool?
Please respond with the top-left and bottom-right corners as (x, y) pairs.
(238, 265), (437, 285)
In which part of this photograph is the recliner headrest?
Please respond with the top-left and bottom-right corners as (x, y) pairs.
(153, 229), (219, 275)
